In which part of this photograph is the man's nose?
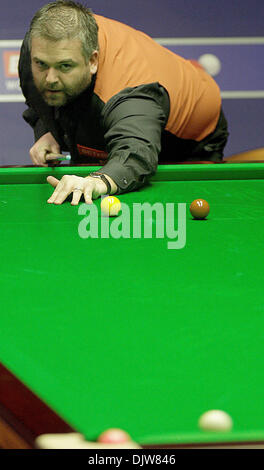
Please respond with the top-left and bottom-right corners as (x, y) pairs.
(46, 68), (59, 85)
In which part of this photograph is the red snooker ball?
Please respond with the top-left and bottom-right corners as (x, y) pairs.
(97, 428), (131, 444)
(190, 199), (210, 219)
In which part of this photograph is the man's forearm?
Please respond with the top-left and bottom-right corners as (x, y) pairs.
(98, 148), (158, 194)
(22, 108), (49, 141)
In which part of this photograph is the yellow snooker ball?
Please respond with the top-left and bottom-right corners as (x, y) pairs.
(101, 196), (121, 217)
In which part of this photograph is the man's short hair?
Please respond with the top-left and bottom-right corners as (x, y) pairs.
(29, 1), (99, 63)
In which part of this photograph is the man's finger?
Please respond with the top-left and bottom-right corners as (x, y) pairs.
(52, 189), (72, 204)
(84, 190), (93, 205)
(47, 176), (60, 187)
(32, 149), (49, 166)
(47, 184), (63, 204)
(48, 181), (75, 205)
(71, 189), (83, 206)
(47, 178), (63, 204)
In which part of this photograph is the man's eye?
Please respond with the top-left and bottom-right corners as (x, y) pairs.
(60, 64), (72, 71)
(36, 61), (46, 68)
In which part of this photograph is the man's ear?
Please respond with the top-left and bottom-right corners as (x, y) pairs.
(89, 50), (99, 75)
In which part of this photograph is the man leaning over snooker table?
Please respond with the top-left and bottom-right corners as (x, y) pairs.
(19, 0), (228, 207)
(17, 0), (230, 449)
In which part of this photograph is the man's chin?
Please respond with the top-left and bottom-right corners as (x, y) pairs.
(42, 91), (67, 107)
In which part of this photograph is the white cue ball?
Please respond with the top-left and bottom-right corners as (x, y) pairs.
(198, 410), (233, 432)
(198, 54), (222, 76)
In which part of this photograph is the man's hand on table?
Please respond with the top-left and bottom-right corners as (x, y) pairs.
(30, 132), (118, 204)
(47, 174), (117, 205)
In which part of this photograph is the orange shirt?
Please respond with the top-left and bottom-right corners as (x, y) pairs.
(94, 14), (221, 142)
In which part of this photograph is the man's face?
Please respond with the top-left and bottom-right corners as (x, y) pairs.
(31, 37), (98, 107)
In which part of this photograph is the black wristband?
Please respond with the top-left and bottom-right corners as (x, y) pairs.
(89, 172), (112, 195)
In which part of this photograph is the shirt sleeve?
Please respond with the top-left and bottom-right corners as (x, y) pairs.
(22, 106), (49, 141)
(99, 83), (169, 194)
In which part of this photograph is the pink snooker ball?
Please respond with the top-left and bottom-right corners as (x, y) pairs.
(97, 428), (131, 444)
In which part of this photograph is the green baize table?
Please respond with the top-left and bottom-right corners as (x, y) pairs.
(1, 163), (264, 448)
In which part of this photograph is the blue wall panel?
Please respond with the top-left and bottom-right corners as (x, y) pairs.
(1, 0), (264, 38)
